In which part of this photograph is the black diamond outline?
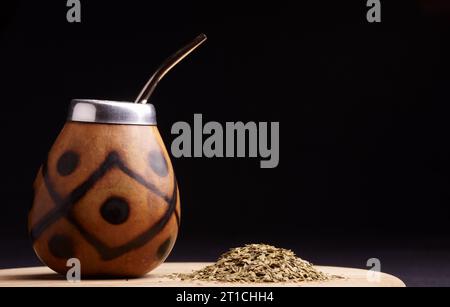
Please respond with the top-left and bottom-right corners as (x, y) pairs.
(30, 151), (179, 260)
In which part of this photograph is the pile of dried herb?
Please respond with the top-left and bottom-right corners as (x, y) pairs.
(173, 244), (335, 283)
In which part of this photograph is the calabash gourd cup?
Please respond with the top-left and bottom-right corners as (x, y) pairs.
(28, 34), (207, 277)
(29, 100), (180, 277)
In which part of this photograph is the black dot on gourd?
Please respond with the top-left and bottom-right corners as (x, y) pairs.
(100, 197), (130, 225)
(48, 234), (75, 259)
(57, 151), (79, 176)
(157, 237), (173, 260)
(148, 150), (168, 177)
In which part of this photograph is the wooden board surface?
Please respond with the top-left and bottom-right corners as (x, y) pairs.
(0, 263), (405, 287)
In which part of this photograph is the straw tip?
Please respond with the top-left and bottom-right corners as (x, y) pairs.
(198, 33), (208, 41)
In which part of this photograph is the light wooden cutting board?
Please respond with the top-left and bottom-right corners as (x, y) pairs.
(0, 262), (405, 287)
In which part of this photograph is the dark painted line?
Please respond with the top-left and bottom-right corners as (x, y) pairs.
(30, 151), (179, 260)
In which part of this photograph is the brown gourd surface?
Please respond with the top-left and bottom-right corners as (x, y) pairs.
(28, 122), (180, 277)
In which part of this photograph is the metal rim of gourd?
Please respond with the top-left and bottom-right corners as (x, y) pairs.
(67, 99), (157, 126)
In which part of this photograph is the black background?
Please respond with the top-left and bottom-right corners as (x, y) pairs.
(1, 0), (450, 286)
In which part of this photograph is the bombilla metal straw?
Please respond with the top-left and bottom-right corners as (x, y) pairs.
(134, 33), (207, 104)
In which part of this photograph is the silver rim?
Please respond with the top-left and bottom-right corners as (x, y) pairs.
(67, 99), (157, 125)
